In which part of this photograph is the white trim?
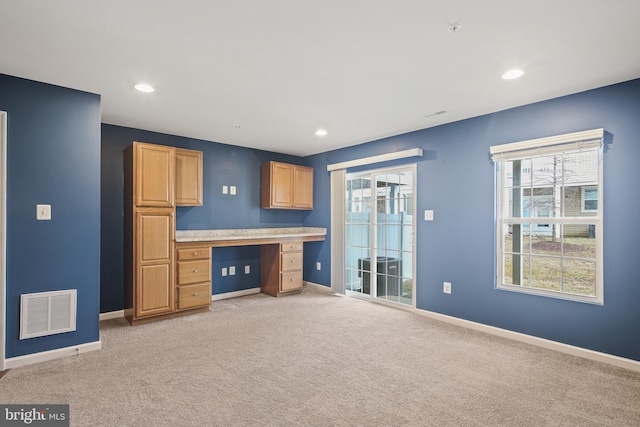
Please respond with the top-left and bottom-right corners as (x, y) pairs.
(99, 310), (124, 321)
(303, 281), (332, 293)
(4, 340), (102, 369)
(211, 287), (260, 301)
(327, 148), (423, 171)
(330, 169), (346, 294)
(415, 308), (640, 373)
(0, 111), (6, 371)
(490, 128), (603, 161)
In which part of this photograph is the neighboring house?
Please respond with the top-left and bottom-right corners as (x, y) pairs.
(505, 150), (598, 237)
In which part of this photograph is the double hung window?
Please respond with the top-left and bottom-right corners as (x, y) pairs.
(491, 129), (604, 303)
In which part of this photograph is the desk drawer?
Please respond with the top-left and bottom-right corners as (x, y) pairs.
(281, 252), (302, 272)
(281, 241), (303, 252)
(177, 247), (210, 261)
(177, 260), (210, 284)
(281, 270), (303, 291)
(178, 282), (211, 309)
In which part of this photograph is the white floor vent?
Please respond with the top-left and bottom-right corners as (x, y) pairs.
(20, 289), (77, 340)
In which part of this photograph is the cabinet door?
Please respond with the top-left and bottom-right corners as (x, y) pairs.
(175, 149), (203, 206)
(271, 162), (294, 207)
(136, 208), (174, 317)
(135, 142), (174, 207)
(293, 166), (313, 209)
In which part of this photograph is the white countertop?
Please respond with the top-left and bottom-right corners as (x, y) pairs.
(175, 227), (326, 243)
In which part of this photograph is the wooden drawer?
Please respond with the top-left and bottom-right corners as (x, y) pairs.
(177, 247), (210, 261)
(178, 282), (211, 309)
(177, 260), (210, 284)
(281, 270), (303, 291)
(281, 241), (303, 252)
(281, 252), (302, 272)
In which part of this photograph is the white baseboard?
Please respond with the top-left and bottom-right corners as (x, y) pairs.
(212, 287), (260, 301)
(4, 340), (102, 370)
(100, 310), (124, 321)
(303, 281), (332, 292)
(415, 308), (640, 373)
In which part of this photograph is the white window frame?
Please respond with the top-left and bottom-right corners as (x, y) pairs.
(491, 128), (604, 304)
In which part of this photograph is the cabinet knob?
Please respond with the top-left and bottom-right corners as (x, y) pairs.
(290, 259), (295, 263)
(193, 252), (198, 256)
(194, 269), (198, 273)
(290, 278), (295, 282)
(193, 293), (198, 296)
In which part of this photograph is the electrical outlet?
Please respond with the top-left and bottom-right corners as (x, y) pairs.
(443, 281), (452, 294)
(221, 267), (228, 277)
(244, 265), (250, 274)
(316, 262), (321, 271)
(229, 266), (236, 276)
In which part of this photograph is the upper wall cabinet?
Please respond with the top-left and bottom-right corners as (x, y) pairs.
(175, 148), (203, 206)
(261, 161), (313, 210)
(134, 142), (175, 207)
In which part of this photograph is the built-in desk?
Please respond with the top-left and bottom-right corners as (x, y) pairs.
(175, 227), (326, 297)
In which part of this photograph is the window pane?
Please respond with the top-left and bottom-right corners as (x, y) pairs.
(562, 259), (596, 296)
(563, 150), (598, 185)
(529, 225), (562, 257)
(562, 226), (596, 258)
(530, 256), (561, 292)
(503, 253), (530, 286)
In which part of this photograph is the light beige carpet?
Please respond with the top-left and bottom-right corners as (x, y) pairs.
(1, 286), (639, 426)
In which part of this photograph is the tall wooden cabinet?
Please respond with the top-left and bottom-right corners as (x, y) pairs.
(125, 141), (207, 325)
(261, 161), (313, 210)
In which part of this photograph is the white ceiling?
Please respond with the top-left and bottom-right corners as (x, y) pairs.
(1, 1), (639, 156)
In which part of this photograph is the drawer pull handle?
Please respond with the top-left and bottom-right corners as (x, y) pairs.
(193, 269), (198, 273)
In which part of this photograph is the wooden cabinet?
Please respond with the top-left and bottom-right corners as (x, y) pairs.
(135, 143), (174, 208)
(260, 161), (313, 210)
(175, 148), (203, 206)
(260, 241), (304, 296)
(176, 246), (211, 310)
(125, 141), (208, 325)
(136, 208), (174, 317)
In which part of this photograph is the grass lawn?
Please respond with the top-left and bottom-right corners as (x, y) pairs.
(503, 233), (596, 296)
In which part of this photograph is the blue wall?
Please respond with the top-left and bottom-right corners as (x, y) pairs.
(101, 125), (312, 311)
(5, 71), (638, 363)
(304, 78), (640, 362)
(0, 74), (101, 358)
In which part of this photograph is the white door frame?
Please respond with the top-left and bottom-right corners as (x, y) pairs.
(1, 111), (7, 370)
(344, 164), (417, 308)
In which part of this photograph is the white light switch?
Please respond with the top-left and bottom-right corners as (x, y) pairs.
(221, 267), (228, 277)
(424, 210), (434, 221)
(230, 186), (237, 195)
(244, 265), (250, 274)
(229, 266), (236, 276)
(222, 185), (228, 194)
(37, 204), (51, 220)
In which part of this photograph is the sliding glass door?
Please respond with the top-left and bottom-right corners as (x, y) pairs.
(345, 166), (415, 306)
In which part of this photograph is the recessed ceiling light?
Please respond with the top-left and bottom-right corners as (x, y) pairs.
(134, 83), (154, 93)
(502, 69), (524, 80)
(315, 129), (328, 136)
